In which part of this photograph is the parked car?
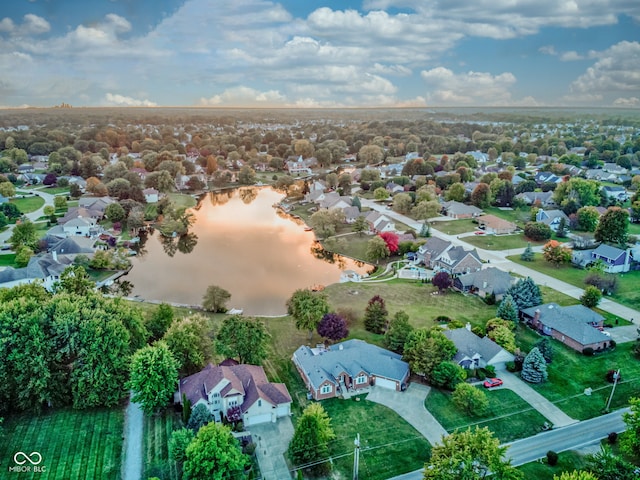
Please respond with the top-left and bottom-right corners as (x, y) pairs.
(474, 230), (486, 235)
(483, 378), (503, 388)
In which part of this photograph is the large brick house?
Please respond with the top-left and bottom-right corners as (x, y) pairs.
(417, 236), (482, 275)
(292, 340), (409, 400)
(520, 303), (611, 353)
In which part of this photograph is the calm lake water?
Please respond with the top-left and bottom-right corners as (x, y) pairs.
(126, 187), (371, 316)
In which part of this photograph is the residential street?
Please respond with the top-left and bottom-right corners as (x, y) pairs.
(388, 408), (629, 480)
(0, 187), (58, 244)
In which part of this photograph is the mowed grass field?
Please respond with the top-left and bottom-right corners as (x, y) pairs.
(10, 195), (45, 214)
(143, 410), (181, 480)
(0, 408), (124, 479)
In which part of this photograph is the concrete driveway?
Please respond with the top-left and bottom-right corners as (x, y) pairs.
(248, 417), (294, 480)
(366, 384), (448, 446)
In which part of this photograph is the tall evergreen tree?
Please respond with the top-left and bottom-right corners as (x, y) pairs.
(289, 403), (335, 476)
(521, 347), (548, 384)
(496, 294), (518, 323)
(384, 310), (414, 354)
(364, 295), (388, 334)
(506, 277), (542, 310)
(520, 242), (534, 262)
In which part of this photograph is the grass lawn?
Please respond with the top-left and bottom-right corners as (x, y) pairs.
(43, 186), (71, 195)
(517, 450), (588, 479)
(430, 218), (477, 235)
(0, 407), (124, 479)
(10, 195), (45, 214)
(482, 206), (531, 225)
(0, 253), (16, 266)
(323, 396), (431, 480)
(464, 233), (546, 251)
(515, 326), (640, 420)
(143, 410), (181, 480)
(167, 193), (197, 209)
(629, 222), (640, 236)
(508, 253), (640, 310)
(425, 387), (547, 442)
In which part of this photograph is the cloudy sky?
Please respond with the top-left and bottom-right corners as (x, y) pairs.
(0, 0), (639, 108)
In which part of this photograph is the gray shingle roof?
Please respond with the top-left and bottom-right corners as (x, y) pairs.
(522, 303), (608, 346)
(443, 328), (510, 365)
(592, 244), (625, 261)
(292, 339), (409, 391)
(455, 267), (516, 295)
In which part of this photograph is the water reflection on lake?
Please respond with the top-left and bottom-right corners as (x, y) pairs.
(127, 187), (371, 316)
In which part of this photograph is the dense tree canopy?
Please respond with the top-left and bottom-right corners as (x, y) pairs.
(289, 403), (336, 476)
(184, 422), (249, 480)
(404, 327), (456, 381)
(128, 342), (179, 415)
(215, 315), (269, 365)
(287, 289), (330, 340)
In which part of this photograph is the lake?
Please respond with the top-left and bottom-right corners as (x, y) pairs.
(126, 187), (371, 316)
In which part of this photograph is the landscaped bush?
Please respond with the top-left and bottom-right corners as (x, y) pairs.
(434, 315), (452, 323)
(608, 340), (616, 350)
(605, 370), (621, 383)
(506, 361), (517, 372)
(582, 347), (594, 356)
(546, 450), (558, 466)
(484, 292), (496, 305)
(471, 325), (485, 337)
(483, 365), (496, 377)
(607, 432), (618, 444)
(475, 369), (486, 381)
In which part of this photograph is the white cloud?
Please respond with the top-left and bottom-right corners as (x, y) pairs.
(104, 93), (157, 107)
(22, 14), (50, 35)
(421, 67), (516, 105)
(570, 41), (640, 96)
(539, 45), (557, 56)
(560, 51), (584, 61)
(613, 96), (640, 107)
(200, 86), (286, 106)
(0, 18), (15, 33)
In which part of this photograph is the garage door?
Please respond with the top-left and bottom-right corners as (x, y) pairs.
(374, 377), (397, 390)
(275, 405), (290, 418)
(245, 413), (272, 426)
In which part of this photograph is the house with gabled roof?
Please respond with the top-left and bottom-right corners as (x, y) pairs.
(535, 209), (569, 232)
(601, 186), (629, 202)
(572, 244), (632, 273)
(365, 211), (396, 233)
(178, 363), (291, 426)
(78, 196), (116, 214)
(515, 191), (555, 207)
(441, 200), (482, 219)
(0, 251), (74, 291)
(453, 267), (517, 301)
(417, 236), (482, 274)
(520, 303), (611, 353)
(443, 325), (514, 369)
(292, 340), (409, 400)
(476, 215), (517, 235)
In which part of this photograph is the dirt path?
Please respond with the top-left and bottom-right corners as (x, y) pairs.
(122, 392), (144, 480)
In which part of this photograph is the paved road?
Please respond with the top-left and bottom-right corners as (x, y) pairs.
(0, 187), (58, 244)
(360, 199), (640, 328)
(388, 408), (629, 480)
(122, 393), (144, 480)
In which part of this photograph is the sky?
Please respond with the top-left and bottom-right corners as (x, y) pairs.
(0, 0), (639, 109)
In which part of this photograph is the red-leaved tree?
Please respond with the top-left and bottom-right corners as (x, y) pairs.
(432, 271), (453, 293)
(379, 232), (399, 254)
(317, 313), (349, 342)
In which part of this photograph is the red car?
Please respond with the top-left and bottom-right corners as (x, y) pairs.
(474, 230), (486, 235)
(483, 378), (503, 388)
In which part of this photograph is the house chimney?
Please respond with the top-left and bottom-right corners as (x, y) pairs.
(52, 250), (58, 262)
(465, 322), (471, 331)
(482, 281), (487, 289)
(338, 344), (343, 350)
(534, 309), (541, 323)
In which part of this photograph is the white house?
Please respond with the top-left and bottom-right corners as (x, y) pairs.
(178, 363), (292, 426)
(143, 188), (159, 203)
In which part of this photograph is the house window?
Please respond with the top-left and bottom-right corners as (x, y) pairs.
(355, 375), (367, 385)
(320, 384), (332, 394)
(258, 400), (262, 407)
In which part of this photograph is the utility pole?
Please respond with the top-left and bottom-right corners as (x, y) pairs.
(605, 369), (620, 412)
(353, 433), (360, 480)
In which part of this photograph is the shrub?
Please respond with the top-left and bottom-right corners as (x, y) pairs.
(605, 370), (621, 383)
(546, 450), (558, 466)
(483, 365), (496, 377)
(243, 442), (256, 455)
(434, 315), (452, 323)
(484, 292), (496, 305)
(475, 369), (486, 381)
(607, 432), (618, 444)
(524, 221), (552, 241)
(582, 347), (594, 356)
(506, 361), (516, 372)
(471, 325), (485, 337)
(609, 339), (616, 349)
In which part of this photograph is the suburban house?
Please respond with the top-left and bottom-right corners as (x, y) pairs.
(320, 195), (351, 210)
(61, 217), (101, 237)
(572, 244), (632, 273)
(476, 215), (518, 235)
(365, 211), (396, 233)
(443, 325), (514, 369)
(292, 339), (410, 400)
(441, 201), (483, 219)
(78, 196), (116, 215)
(601, 186), (629, 202)
(417, 236), (482, 275)
(286, 155), (317, 175)
(520, 303), (611, 352)
(535, 171), (563, 185)
(178, 363), (292, 427)
(17, 163), (35, 174)
(143, 188), (159, 203)
(453, 267), (517, 301)
(515, 191), (555, 207)
(535, 209), (569, 232)
(0, 252), (74, 291)
(58, 207), (103, 224)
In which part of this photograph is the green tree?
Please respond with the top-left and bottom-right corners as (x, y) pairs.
(358, 144), (384, 164)
(352, 215), (368, 235)
(420, 221), (431, 238)
(471, 183), (492, 208)
(393, 193), (413, 214)
(238, 165), (256, 185)
(53, 195), (67, 210)
(576, 206), (600, 232)
(105, 202), (126, 222)
(202, 285), (231, 313)
(364, 295), (388, 334)
(0, 181), (15, 198)
(412, 200), (441, 220)
(584, 444), (637, 480)
(520, 242), (534, 262)
(128, 342), (179, 415)
(487, 322), (517, 352)
(184, 422), (249, 480)
(524, 221), (552, 241)
(187, 403), (215, 433)
(424, 426), (522, 480)
(163, 314), (212, 374)
(384, 310), (414, 354)
(366, 235), (390, 264)
(373, 186), (389, 201)
(521, 347), (548, 383)
(14, 245), (34, 267)
(621, 397), (640, 457)
(506, 277), (542, 310)
(146, 303), (174, 342)
(446, 182), (466, 202)
(215, 315), (269, 365)
(431, 361), (466, 390)
(310, 208), (344, 238)
(556, 216), (568, 238)
(553, 472), (598, 480)
(496, 294), (518, 323)
(289, 403), (336, 477)
(543, 240), (572, 267)
(452, 383), (489, 415)
(54, 265), (94, 295)
(287, 289), (330, 340)
(534, 337), (553, 363)
(404, 328), (456, 381)
(580, 285), (602, 308)
(169, 427), (194, 464)
(595, 206), (629, 245)
(145, 170), (174, 193)
(9, 218), (38, 250)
